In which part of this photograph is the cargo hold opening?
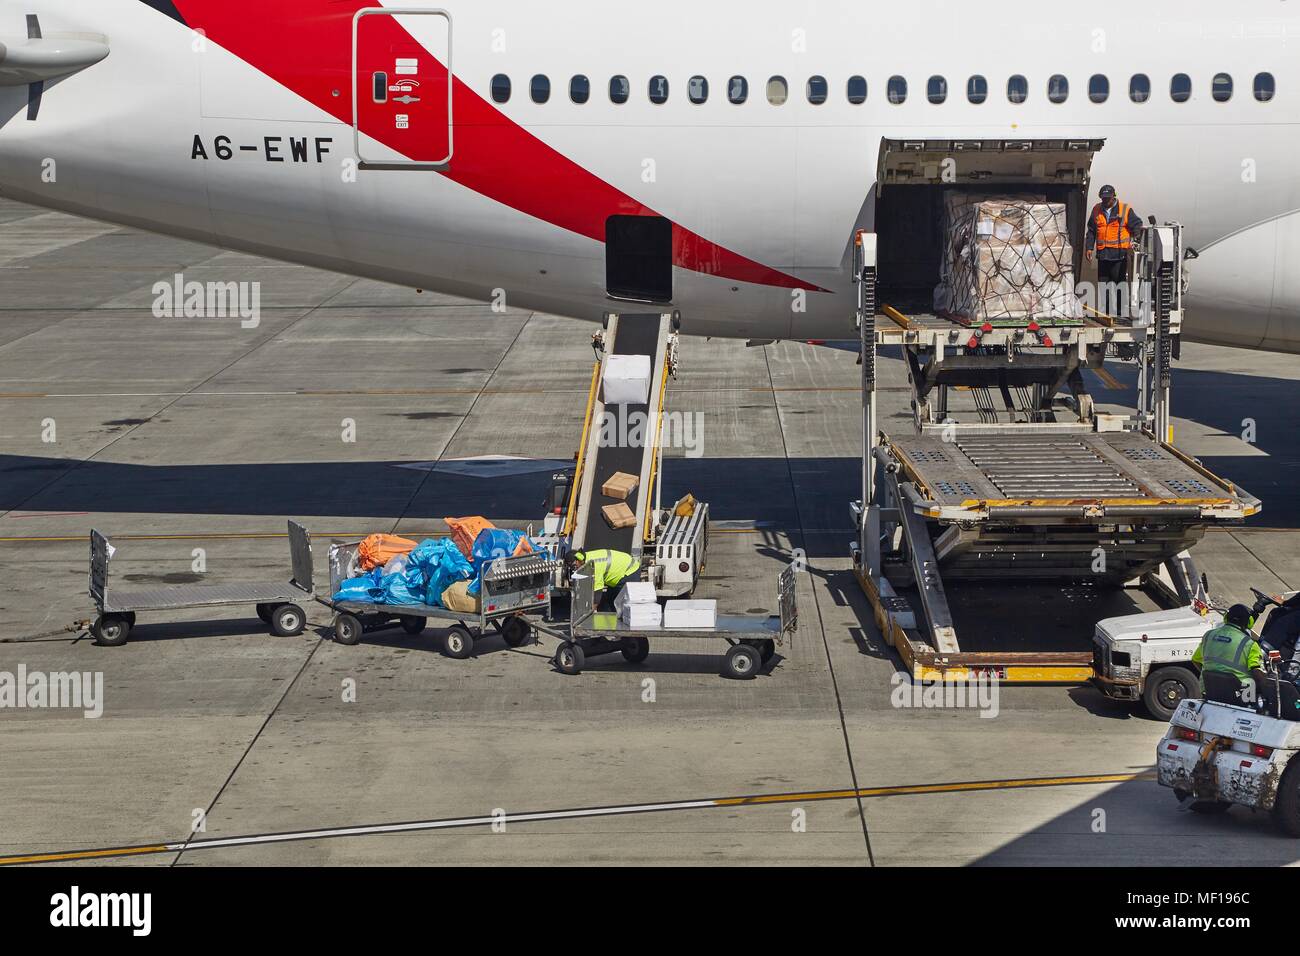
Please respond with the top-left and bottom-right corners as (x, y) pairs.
(872, 138), (1103, 316)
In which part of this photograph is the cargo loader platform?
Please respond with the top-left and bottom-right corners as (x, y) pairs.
(849, 184), (1260, 683)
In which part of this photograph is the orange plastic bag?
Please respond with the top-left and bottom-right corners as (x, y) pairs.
(444, 516), (495, 560)
(358, 533), (418, 571)
(512, 536), (534, 557)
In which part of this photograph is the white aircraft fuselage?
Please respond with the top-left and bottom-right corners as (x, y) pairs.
(0, 0), (1297, 350)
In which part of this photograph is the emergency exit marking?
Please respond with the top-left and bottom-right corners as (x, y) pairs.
(395, 57), (418, 75)
(396, 114), (410, 129)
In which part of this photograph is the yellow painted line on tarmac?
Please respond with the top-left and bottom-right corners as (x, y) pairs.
(0, 845), (173, 866)
(0, 770), (1150, 866)
(716, 771), (1150, 805)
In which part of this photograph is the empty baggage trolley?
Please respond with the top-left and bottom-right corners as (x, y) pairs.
(87, 520), (314, 646)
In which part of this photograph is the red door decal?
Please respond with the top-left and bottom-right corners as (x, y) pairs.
(354, 10), (451, 166)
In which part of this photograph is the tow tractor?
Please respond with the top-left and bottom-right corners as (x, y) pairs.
(1156, 652), (1300, 834)
(1095, 587), (1298, 719)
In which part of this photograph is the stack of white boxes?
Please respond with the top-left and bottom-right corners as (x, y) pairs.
(616, 581), (661, 627)
(663, 599), (717, 629)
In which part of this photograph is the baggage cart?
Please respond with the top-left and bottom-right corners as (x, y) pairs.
(320, 536), (559, 658)
(540, 563), (798, 679)
(87, 520), (314, 646)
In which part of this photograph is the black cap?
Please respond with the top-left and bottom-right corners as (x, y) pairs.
(1226, 604), (1254, 629)
(1099, 184), (1116, 199)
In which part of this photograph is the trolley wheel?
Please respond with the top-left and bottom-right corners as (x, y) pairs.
(399, 615), (427, 636)
(442, 624), (475, 659)
(333, 613), (363, 646)
(92, 613), (132, 647)
(745, 638), (775, 664)
(501, 616), (532, 648)
(255, 603), (273, 624)
(724, 643), (761, 680)
(270, 603), (306, 637)
(554, 642), (585, 676)
(620, 636), (650, 664)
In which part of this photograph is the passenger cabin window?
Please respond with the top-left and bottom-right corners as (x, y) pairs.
(847, 75), (867, 104)
(606, 215), (672, 303)
(688, 75), (708, 104)
(490, 74), (511, 104)
(609, 75), (630, 104)
(807, 75), (828, 104)
(1171, 73), (1192, 103)
(649, 75), (669, 104)
(1130, 73), (1151, 103)
(570, 75), (590, 104)
(766, 76), (788, 105)
(927, 75), (947, 104)
(887, 75), (907, 104)
(1254, 72), (1276, 102)
(728, 76), (748, 104)
(1088, 74), (1109, 103)
(967, 75), (988, 104)
(1007, 75), (1028, 103)
(1047, 74), (1068, 103)
(1212, 73), (1232, 102)
(530, 74), (550, 104)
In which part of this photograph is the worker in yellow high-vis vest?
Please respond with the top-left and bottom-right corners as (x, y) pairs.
(566, 548), (642, 609)
(1193, 603), (1266, 704)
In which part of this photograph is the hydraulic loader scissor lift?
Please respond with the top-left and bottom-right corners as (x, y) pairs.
(850, 220), (1260, 684)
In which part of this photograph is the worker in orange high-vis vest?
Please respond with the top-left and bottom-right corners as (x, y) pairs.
(1085, 184), (1144, 318)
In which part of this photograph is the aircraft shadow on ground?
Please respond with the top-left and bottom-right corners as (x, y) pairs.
(964, 771), (1300, 866)
(0, 454), (858, 536)
(1094, 364), (1300, 528)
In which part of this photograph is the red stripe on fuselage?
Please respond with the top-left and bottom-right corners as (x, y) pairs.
(170, 0), (822, 292)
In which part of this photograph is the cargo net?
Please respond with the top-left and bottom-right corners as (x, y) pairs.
(934, 193), (1084, 326)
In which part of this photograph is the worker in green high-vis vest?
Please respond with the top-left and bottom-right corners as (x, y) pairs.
(1193, 603), (1265, 703)
(567, 548), (642, 610)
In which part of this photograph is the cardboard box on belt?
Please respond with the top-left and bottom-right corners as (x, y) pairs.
(934, 193), (1083, 325)
(601, 471), (639, 500)
(601, 502), (637, 529)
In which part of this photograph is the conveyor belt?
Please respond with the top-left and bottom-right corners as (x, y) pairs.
(573, 313), (670, 557)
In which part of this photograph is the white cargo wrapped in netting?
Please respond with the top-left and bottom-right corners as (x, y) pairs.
(934, 193), (1083, 324)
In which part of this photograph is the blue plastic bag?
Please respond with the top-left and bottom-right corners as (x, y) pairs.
(406, 538), (473, 602)
(332, 567), (385, 604)
(380, 566), (427, 606)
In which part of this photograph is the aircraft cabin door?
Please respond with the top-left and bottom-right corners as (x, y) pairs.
(352, 8), (452, 168)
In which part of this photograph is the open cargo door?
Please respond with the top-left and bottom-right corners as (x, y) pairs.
(873, 138), (1105, 312)
(876, 138), (1103, 190)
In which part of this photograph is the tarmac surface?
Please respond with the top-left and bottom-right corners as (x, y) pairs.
(1, 196), (1298, 866)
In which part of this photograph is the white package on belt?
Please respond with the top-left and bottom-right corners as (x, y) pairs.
(602, 354), (652, 405)
(663, 599), (717, 629)
(621, 602), (662, 628)
(615, 581), (657, 614)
